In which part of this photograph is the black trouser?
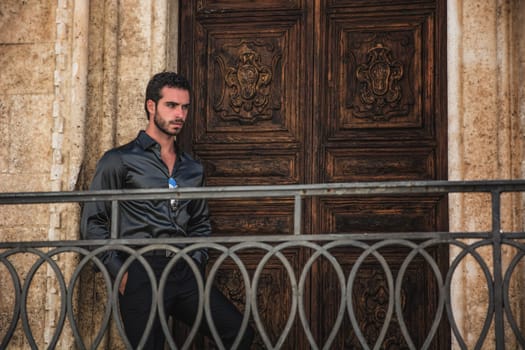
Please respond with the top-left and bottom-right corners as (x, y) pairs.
(118, 256), (254, 349)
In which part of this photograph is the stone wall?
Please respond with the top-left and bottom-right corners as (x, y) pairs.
(0, 0), (524, 348)
(0, 0), (174, 348)
(1, 1), (74, 347)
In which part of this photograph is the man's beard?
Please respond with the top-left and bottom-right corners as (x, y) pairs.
(154, 112), (182, 137)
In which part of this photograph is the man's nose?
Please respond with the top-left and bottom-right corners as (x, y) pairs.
(175, 106), (185, 117)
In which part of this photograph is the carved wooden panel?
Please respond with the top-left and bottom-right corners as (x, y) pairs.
(173, 250), (305, 349)
(317, 250), (440, 349)
(198, 149), (300, 185)
(319, 196), (443, 233)
(210, 249), (305, 349)
(324, 147), (435, 182)
(327, 0), (435, 7)
(326, 11), (435, 139)
(209, 199), (295, 235)
(193, 17), (302, 144)
(196, 0), (302, 13)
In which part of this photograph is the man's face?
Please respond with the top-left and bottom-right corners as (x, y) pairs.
(149, 87), (190, 136)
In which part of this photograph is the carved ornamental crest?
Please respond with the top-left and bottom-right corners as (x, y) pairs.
(355, 43), (405, 120)
(214, 42), (280, 124)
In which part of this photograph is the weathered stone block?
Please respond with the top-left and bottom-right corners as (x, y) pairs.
(0, 225), (48, 242)
(0, 1), (55, 43)
(7, 94), (53, 174)
(0, 205), (50, 228)
(0, 45), (54, 94)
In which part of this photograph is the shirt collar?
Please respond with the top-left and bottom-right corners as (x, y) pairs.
(136, 130), (180, 155)
(136, 130), (156, 149)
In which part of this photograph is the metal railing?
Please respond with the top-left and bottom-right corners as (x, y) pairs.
(1, 180), (525, 349)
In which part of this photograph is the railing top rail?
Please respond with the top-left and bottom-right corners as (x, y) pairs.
(2, 231), (513, 249)
(1, 179), (525, 205)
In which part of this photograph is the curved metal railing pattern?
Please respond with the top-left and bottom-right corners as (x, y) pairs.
(0, 180), (524, 349)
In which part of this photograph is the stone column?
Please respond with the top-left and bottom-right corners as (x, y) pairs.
(448, 0), (524, 347)
(82, 0), (171, 185)
(44, 1), (90, 348)
(79, 1), (173, 347)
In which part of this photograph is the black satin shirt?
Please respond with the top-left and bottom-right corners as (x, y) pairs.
(81, 131), (210, 278)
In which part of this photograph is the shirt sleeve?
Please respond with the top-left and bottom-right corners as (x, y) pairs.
(81, 150), (126, 278)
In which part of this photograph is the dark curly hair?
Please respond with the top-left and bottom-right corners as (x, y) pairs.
(144, 71), (192, 119)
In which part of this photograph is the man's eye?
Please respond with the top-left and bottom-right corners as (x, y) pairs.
(182, 105), (189, 111)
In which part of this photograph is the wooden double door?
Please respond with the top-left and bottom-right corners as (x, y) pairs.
(178, 0), (448, 348)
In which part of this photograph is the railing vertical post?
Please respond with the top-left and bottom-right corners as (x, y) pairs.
(111, 200), (119, 239)
(491, 189), (505, 349)
(294, 194), (302, 235)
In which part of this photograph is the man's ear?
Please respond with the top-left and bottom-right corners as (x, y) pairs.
(146, 99), (156, 118)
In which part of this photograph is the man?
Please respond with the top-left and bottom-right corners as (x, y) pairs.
(81, 72), (254, 349)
